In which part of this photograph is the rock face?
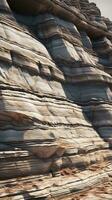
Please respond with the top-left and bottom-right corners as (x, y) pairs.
(0, 0), (112, 199)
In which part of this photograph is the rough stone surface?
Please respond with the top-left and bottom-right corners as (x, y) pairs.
(0, 0), (112, 199)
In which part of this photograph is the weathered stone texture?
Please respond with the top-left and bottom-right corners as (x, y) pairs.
(0, 0), (112, 199)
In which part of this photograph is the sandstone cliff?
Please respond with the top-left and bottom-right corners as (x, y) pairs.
(0, 0), (112, 199)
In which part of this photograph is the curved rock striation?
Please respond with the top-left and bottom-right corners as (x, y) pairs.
(0, 0), (112, 199)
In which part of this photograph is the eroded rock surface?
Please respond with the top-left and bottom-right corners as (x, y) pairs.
(0, 0), (112, 199)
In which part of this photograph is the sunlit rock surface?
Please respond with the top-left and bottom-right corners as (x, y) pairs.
(0, 0), (112, 199)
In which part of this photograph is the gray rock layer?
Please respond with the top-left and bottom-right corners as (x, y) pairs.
(0, 0), (112, 199)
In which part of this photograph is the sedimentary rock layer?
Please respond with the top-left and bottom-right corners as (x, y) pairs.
(0, 0), (112, 199)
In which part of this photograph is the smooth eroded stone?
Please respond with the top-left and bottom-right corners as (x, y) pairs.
(0, 0), (112, 199)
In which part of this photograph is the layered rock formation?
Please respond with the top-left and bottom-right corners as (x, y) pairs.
(0, 0), (112, 199)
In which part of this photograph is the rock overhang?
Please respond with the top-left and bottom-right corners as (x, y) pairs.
(7, 0), (49, 15)
(6, 0), (112, 40)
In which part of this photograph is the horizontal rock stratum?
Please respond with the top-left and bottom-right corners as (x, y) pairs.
(0, 0), (112, 199)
